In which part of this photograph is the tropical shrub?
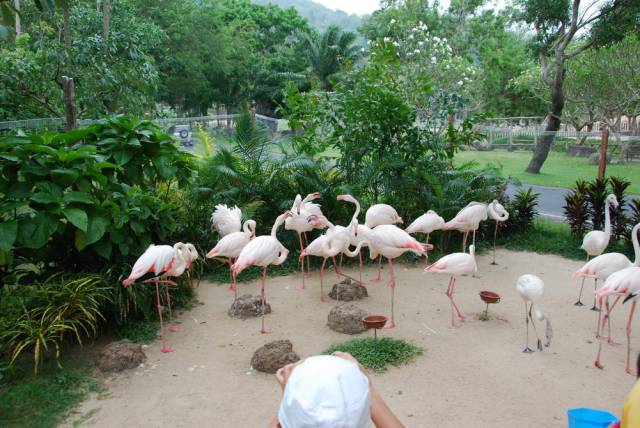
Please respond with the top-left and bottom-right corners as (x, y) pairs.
(564, 180), (589, 237)
(505, 188), (540, 234)
(610, 177), (631, 239)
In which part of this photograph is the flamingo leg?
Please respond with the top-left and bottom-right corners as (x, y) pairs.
(491, 222), (498, 265)
(320, 258), (328, 302)
(259, 267), (271, 334)
(522, 301), (534, 353)
(371, 256), (382, 283)
(424, 233), (430, 264)
(446, 276), (463, 328)
(607, 296), (622, 345)
(332, 257), (341, 303)
(472, 229), (476, 247)
(303, 233), (312, 278)
(528, 304), (543, 351)
(164, 282), (178, 332)
(448, 276), (465, 321)
(595, 296), (606, 369)
(155, 280), (173, 353)
(332, 256), (341, 279)
(625, 300), (638, 376)
(228, 259), (238, 300)
(297, 234), (306, 292)
(462, 232), (468, 252)
(590, 278), (600, 311)
(574, 255), (590, 306)
(358, 252), (364, 285)
(383, 258), (396, 329)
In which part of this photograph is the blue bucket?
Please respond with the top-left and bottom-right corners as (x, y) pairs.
(567, 408), (618, 428)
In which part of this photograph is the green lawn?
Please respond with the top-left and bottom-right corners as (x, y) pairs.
(455, 150), (640, 194)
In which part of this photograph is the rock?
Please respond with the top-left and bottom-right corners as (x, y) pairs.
(228, 294), (271, 319)
(327, 304), (368, 334)
(97, 340), (146, 372)
(251, 340), (300, 373)
(328, 279), (368, 301)
(588, 152), (611, 165)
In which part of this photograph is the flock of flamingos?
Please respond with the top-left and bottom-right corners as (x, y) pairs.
(121, 192), (640, 376)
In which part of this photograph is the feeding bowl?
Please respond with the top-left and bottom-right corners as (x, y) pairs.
(362, 315), (388, 329)
(479, 291), (501, 304)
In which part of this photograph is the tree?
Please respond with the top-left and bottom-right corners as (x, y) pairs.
(517, 0), (631, 173)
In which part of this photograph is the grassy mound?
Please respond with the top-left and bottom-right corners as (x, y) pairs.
(324, 337), (423, 373)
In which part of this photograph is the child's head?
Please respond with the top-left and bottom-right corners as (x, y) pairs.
(278, 355), (371, 428)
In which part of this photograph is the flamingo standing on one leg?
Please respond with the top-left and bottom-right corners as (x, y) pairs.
(362, 225), (430, 328)
(232, 212), (291, 334)
(406, 210), (444, 263)
(442, 202), (488, 252)
(163, 242), (200, 332)
(424, 245), (477, 328)
(575, 194), (619, 307)
(515, 274), (553, 353)
(122, 242), (190, 353)
(487, 200), (509, 265)
(365, 204), (403, 283)
(285, 192), (325, 291)
(206, 219), (257, 300)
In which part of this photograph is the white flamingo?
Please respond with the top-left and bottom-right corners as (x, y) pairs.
(361, 225), (429, 328)
(575, 194), (619, 307)
(487, 200), (509, 265)
(232, 212), (291, 334)
(595, 265), (640, 375)
(122, 242), (190, 353)
(424, 245), (477, 328)
(365, 203), (403, 282)
(162, 242), (200, 332)
(515, 274), (552, 353)
(406, 210), (445, 263)
(573, 222), (640, 337)
(285, 192), (324, 291)
(206, 219), (257, 299)
(443, 202), (488, 252)
(210, 204), (242, 237)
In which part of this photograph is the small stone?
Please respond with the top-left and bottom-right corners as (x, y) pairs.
(228, 294), (272, 319)
(251, 340), (300, 374)
(328, 279), (368, 301)
(97, 340), (146, 373)
(327, 304), (368, 334)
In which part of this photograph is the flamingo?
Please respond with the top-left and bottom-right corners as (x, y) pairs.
(515, 274), (553, 353)
(573, 222), (639, 336)
(206, 219), (257, 300)
(487, 200), (509, 265)
(122, 242), (190, 353)
(162, 242), (200, 332)
(231, 212), (291, 334)
(406, 210), (445, 263)
(365, 203), (403, 282)
(210, 204), (242, 237)
(362, 225), (430, 328)
(424, 245), (477, 328)
(595, 266), (640, 375)
(575, 194), (619, 307)
(285, 192), (324, 291)
(443, 202), (488, 252)
(350, 223), (372, 284)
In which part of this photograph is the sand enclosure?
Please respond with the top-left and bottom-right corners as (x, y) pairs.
(68, 249), (636, 427)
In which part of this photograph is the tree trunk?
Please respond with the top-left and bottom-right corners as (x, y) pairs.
(61, 76), (77, 130)
(14, 0), (20, 36)
(102, 0), (110, 39)
(526, 65), (565, 173)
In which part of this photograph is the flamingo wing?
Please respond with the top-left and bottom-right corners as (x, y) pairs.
(211, 204), (242, 237)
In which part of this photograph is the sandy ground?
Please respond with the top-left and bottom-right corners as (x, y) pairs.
(67, 249), (637, 427)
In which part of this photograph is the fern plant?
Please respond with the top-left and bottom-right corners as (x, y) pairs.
(506, 188), (539, 233)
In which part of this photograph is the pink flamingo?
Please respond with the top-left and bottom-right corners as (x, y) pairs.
(206, 219), (257, 299)
(210, 204), (242, 237)
(365, 204), (403, 282)
(487, 200), (509, 265)
(406, 210), (444, 263)
(424, 245), (477, 328)
(163, 242), (200, 332)
(122, 242), (190, 352)
(285, 192), (324, 291)
(443, 202), (488, 252)
(232, 212), (291, 334)
(363, 224), (430, 328)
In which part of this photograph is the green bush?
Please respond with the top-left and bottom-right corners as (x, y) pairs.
(324, 338), (423, 373)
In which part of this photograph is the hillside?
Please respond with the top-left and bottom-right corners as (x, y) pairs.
(253, 0), (364, 33)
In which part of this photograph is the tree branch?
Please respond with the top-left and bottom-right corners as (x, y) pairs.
(566, 41), (594, 59)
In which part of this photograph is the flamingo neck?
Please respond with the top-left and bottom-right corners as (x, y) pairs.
(271, 215), (286, 237)
(604, 199), (612, 236)
(632, 223), (640, 266)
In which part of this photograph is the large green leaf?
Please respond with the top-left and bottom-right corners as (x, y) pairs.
(93, 239), (112, 259)
(75, 229), (87, 251)
(63, 191), (94, 204)
(85, 215), (109, 245)
(17, 213), (59, 249)
(0, 220), (18, 251)
(51, 168), (81, 187)
(62, 207), (88, 232)
(113, 150), (134, 166)
(31, 182), (63, 204)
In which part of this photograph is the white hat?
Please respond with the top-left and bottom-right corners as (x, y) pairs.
(278, 355), (371, 428)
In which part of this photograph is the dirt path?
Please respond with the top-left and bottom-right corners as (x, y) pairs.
(67, 249), (635, 427)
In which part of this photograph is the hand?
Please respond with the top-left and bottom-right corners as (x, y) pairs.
(275, 361), (300, 392)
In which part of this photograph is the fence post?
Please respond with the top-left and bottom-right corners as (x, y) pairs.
(508, 127), (513, 151)
(61, 76), (77, 130)
(598, 128), (609, 179)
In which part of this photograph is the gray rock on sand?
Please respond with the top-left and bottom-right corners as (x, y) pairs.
(327, 304), (368, 334)
(228, 294), (272, 319)
(97, 340), (146, 372)
(328, 278), (368, 301)
(251, 340), (300, 374)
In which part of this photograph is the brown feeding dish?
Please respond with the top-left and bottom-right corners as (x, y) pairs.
(479, 291), (501, 319)
(362, 315), (388, 339)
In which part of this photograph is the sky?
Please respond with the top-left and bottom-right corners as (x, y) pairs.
(312, 0), (381, 16)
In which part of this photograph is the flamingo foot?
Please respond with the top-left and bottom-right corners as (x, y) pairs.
(304, 273), (313, 279)
(227, 284), (236, 292)
(383, 320), (396, 329)
(260, 327), (272, 334)
(370, 276), (381, 283)
(595, 360), (604, 369)
(160, 346), (174, 353)
(490, 261), (498, 266)
(590, 305), (600, 312)
(574, 300), (585, 307)
(522, 347), (534, 354)
(607, 338), (621, 346)
(537, 339), (543, 351)
(295, 285), (306, 293)
(626, 368), (638, 377)
(320, 294), (329, 302)
(169, 324), (178, 333)
(451, 321), (462, 329)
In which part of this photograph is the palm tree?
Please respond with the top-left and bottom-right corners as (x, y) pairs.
(300, 26), (359, 91)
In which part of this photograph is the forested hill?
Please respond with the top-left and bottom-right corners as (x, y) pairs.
(252, 0), (364, 33)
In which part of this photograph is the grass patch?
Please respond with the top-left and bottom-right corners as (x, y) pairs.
(0, 359), (99, 428)
(117, 320), (159, 343)
(324, 337), (423, 373)
(455, 150), (640, 193)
